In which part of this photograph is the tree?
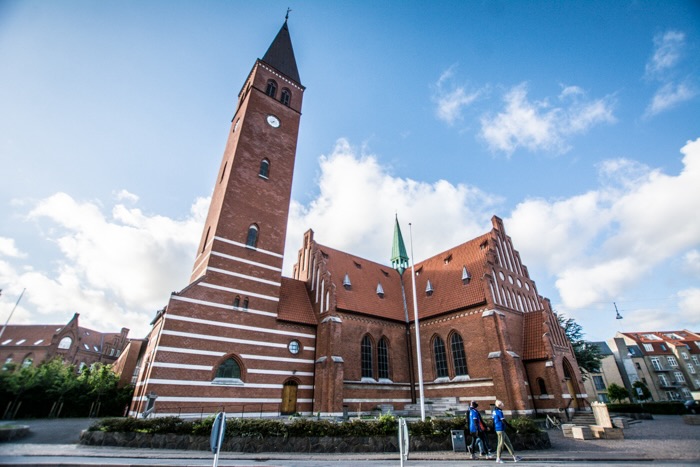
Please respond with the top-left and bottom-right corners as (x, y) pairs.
(556, 314), (603, 380)
(607, 383), (630, 403)
(632, 381), (652, 401)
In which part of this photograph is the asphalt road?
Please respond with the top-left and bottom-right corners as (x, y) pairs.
(1, 418), (95, 444)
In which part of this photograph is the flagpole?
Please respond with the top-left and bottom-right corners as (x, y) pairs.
(408, 223), (425, 421)
(0, 288), (26, 341)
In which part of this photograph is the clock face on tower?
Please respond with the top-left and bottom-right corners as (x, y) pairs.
(266, 115), (280, 128)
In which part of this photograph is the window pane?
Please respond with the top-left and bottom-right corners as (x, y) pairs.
(378, 338), (389, 379)
(216, 358), (240, 379)
(361, 336), (373, 378)
(433, 337), (448, 378)
(450, 333), (468, 376)
(246, 225), (258, 248)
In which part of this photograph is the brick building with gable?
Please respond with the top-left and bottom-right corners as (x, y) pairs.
(0, 313), (129, 372)
(123, 18), (585, 419)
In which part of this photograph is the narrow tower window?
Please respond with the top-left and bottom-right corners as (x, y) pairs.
(233, 296), (240, 308)
(246, 225), (259, 248)
(242, 297), (249, 310)
(266, 80), (277, 98)
(280, 88), (291, 106)
(259, 159), (270, 179)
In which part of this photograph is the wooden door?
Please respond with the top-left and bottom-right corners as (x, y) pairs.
(280, 381), (298, 415)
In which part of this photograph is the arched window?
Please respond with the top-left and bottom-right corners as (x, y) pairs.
(361, 335), (374, 379)
(21, 355), (33, 369)
(233, 295), (240, 308)
(280, 88), (291, 106)
(242, 297), (249, 310)
(537, 377), (548, 394)
(215, 357), (241, 380)
(450, 333), (468, 376)
(433, 336), (449, 378)
(246, 224), (259, 248)
(265, 80), (277, 98)
(259, 159), (270, 178)
(378, 337), (390, 380)
(58, 337), (72, 350)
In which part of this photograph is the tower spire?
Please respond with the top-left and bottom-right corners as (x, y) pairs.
(262, 19), (301, 84)
(391, 215), (409, 275)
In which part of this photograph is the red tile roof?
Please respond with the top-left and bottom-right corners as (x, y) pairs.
(0, 325), (60, 347)
(277, 277), (317, 325)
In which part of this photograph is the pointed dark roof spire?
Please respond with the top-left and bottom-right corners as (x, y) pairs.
(391, 215), (409, 275)
(261, 18), (301, 85)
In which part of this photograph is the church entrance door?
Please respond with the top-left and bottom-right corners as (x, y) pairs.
(280, 381), (298, 415)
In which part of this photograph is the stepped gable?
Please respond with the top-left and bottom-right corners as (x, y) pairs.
(408, 232), (491, 320)
(316, 242), (406, 322)
(522, 310), (547, 360)
(277, 277), (317, 325)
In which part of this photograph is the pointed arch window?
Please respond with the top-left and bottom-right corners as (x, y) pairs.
(259, 159), (270, 179)
(242, 297), (249, 310)
(215, 357), (241, 380)
(378, 337), (390, 380)
(246, 224), (259, 248)
(433, 336), (449, 378)
(537, 377), (548, 395)
(233, 295), (240, 309)
(58, 337), (72, 350)
(450, 333), (468, 376)
(265, 79), (277, 98)
(280, 88), (291, 106)
(361, 335), (374, 379)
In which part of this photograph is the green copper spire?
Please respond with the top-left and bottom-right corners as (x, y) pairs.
(391, 215), (409, 275)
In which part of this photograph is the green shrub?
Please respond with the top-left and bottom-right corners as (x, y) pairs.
(507, 417), (541, 435)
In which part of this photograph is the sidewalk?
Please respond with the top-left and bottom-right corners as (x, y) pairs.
(0, 415), (698, 464)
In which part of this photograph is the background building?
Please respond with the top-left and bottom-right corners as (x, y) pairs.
(0, 313), (129, 372)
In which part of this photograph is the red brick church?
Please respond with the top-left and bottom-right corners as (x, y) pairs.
(124, 19), (585, 419)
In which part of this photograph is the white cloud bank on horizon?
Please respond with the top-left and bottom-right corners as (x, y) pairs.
(2, 138), (700, 339)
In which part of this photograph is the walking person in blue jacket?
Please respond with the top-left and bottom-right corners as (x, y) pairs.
(493, 400), (522, 463)
(468, 401), (491, 459)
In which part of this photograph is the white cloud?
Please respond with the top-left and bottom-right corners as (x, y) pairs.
(643, 30), (697, 117)
(507, 137), (700, 311)
(432, 65), (484, 125)
(645, 81), (697, 117)
(0, 237), (26, 258)
(479, 83), (615, 155)
(1, 192), (208, 336)
(683, 250), (700, 276)
(646, 30), (685, 78)
(114, 189), (139, 203)
(284, 138), (501, 273)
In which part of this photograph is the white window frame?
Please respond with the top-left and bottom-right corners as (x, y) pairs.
(643, 343), (653, 352)
(651, 357), (662, 371)
(667, 356), (678, 368)
(659, 374), (670, 386)
(674, 371), (686, 383)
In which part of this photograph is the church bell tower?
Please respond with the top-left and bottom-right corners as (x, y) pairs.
(130, 19), (309, 418)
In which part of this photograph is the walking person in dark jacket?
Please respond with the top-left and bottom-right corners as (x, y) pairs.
(493, 400), (522, 463)
(468, 401), (491, 459)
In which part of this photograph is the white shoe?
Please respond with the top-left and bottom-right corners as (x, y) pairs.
(513, 456), (522, 462)
(496, 459), (504, 464)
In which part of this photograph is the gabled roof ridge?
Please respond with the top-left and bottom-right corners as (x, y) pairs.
(315, 242), (396, 273)
(414, 231), (492, 268)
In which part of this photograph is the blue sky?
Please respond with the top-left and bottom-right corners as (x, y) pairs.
(1, 1), (699, 342)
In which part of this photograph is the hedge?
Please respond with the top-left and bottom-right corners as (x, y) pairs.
(607, 401), (687, 415)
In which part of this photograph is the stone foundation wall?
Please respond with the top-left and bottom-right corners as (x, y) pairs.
(79, 430), (550, 452)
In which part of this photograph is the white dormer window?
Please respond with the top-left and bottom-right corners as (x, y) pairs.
(343, 273), (351, 290)
(425, 279), (434, 296)
(376, 282), (384, 298)
(462, 266), (471, 284)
